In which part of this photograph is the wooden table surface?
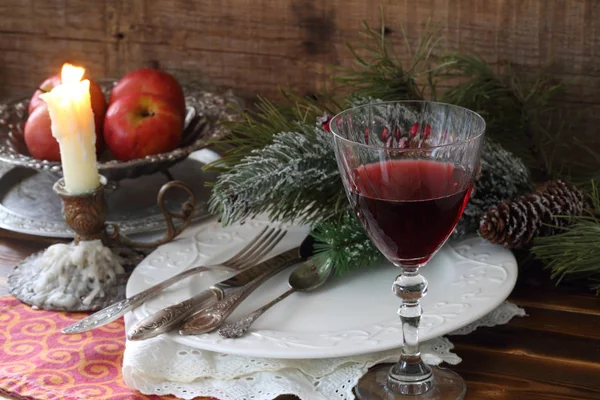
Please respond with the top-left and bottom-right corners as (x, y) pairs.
(1, 229), (599, 400)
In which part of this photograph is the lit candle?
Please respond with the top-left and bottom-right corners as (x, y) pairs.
(41, 63), (100, 194)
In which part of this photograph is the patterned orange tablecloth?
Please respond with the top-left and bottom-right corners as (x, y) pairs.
(0, 296), (213, 400)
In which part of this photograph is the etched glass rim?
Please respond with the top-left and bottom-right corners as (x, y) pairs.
(329, 100), (486, 150)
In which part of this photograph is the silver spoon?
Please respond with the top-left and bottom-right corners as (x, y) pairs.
(218, 258), (333, 339)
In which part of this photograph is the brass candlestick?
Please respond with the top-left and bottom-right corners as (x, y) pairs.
(53, 176), (108, 243)
(54, 176), (196, 248)
(8, 176), (196, 312)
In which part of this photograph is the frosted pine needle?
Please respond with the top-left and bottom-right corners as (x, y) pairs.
(209, 126), (345, 225)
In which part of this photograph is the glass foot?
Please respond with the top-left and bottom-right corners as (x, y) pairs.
(355, 364), (466, 400)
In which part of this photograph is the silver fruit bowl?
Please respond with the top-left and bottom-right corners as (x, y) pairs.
(0, 80), (242, 181)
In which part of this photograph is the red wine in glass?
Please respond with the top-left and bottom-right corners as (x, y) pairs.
(350, 159), (472, 265)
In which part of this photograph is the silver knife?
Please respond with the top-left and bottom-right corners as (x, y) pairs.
(127, 246), (307, 341)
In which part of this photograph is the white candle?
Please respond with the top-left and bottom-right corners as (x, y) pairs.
(41, 63), (100, 194)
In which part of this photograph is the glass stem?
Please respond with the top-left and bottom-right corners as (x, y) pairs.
(388, 265), (434, 395)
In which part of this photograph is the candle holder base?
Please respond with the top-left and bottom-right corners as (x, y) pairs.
(8, 177), (196, 312)
(8, 248), (126, 312)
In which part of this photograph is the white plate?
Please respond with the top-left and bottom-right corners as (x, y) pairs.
(128, 217), (517, 359)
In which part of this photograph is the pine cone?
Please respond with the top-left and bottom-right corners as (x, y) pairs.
(479, 180), (587, 249)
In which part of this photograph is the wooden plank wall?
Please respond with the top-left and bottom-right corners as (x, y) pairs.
(0, 0), (598, 144)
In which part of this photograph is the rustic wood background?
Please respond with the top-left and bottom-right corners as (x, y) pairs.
(0, 0), (598, 146)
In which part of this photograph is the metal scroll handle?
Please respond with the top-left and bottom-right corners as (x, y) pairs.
(106, 181), (196, 249)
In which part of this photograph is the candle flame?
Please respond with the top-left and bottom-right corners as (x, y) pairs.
(61, 63), (85, 85)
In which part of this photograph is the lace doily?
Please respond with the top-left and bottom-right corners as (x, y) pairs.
(122, 302), (525, 400)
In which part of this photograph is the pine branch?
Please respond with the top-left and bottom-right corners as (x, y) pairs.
(440, 54), (525, 158)
(439, 53), (565, 177)
(207, 94), (328, 172)
(208, 126), (345, 225)
(532, 220), (600, 289)
(531, 182), (600, 292)
(562, 134), (600, 188)
(311, 212), (383, 276)
(334, 9), (451, 101)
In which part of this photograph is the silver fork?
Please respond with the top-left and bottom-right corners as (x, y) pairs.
(62, 226), (287, 334)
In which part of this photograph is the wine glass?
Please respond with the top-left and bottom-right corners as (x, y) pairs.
(330, 101), (485, 399)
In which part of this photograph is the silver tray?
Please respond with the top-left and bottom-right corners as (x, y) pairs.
(0, 80), (241, 181)
(0, 153), (218, 238)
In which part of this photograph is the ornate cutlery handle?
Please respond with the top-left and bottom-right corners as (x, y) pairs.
(62, 264), (232, 334)
(62, 292), (151, 335)
(218, 288), (296, 339)
(127, 249), (302, 340)
(127, 289), (220, 340)
(179, 258), (300, 335)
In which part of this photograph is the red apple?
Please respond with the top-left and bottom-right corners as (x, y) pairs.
(29, 74), (107, 153)
(28, 75), (61, 114)
(88, 80), (106, 153)
(103, 93), (183, 161)
(109, 68), (186, 117)
(24, 105), (61, 161)
(24, 104), (105, 162)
